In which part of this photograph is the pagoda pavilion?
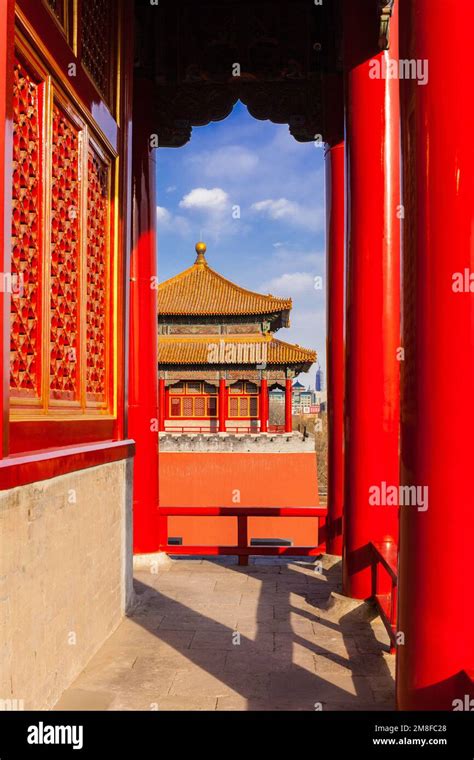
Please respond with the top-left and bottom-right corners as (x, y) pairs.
(157, 242), (316, 434)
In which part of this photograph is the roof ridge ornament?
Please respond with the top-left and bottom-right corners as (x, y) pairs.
(378, 0), (395, 50)
(194, 241), (207, 265)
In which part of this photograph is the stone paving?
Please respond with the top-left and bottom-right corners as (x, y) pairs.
(55, 555), (396, 711)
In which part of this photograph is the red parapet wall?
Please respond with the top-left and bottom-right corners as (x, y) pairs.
(160, 452), (319, 547)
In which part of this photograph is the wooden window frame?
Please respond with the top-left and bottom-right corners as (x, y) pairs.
(8, 14), (124, 455)
(168, 393), (219, 419)
(228, 394), (259, 419)
(42, 0), (75, 49)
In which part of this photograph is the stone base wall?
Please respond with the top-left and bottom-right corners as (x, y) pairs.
(159, 431), (314, 453)
(0, 458), (133, 710)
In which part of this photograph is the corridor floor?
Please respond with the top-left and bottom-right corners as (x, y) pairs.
(55, 555), (396, 711)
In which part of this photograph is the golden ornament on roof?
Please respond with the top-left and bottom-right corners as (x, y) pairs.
(194, 241), (207, 265)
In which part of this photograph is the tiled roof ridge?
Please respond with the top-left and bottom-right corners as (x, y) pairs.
(158, 259), (293, 315)
(159, 333), (316, 356)
(157, 333), (317, 365)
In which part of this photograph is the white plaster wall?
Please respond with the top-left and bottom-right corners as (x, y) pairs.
(0, 458), (133, 710)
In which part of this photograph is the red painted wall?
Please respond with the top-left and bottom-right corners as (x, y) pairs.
(161, 452), (319, 547)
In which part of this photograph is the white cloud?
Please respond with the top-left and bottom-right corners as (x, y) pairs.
(179, 187), (229, 212)
(156, 206), (190, 236)
(251, 198), (323, 232)
(156, 206), (172, 224)
(261, 272), (315, 296)
(166, 185), (177, 193)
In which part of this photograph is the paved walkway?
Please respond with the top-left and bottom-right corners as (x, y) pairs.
(55, 556), (395, 711)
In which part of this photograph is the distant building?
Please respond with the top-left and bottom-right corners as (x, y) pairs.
(156, 243), (320, 549)
(316, 365), (325, 392)
(157, 242), (316, 433)
(292, 378), (326, 416)
(292, 380), (314, 414)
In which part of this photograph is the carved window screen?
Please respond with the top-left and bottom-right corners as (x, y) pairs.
(10, 46), (114, 418)
(49, 102), (81, 403)
(80, 0), (115, 107)
(86, 141), (110, 405)
(10, 58), (44, 402)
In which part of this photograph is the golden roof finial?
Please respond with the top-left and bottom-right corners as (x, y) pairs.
(195, 241), (207, 265)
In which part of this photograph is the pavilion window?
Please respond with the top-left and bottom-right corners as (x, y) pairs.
(207, 397), (217, 416)
(183, 397), (193, 416)
(10, 47), (115, 418)
(170, 397), (181, 417)
(228, 395), (259, 419)
(194, 397), (206, 416)
(169, 382), (184, 394)
(168, 385), (219, 418)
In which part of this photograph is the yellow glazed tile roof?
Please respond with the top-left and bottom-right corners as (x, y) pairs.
(158, 246), (292, 316)
(158, 334), (317, 366)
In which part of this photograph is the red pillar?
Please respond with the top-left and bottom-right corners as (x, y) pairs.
(260, 377), (268, 433)
(325, 140), (345, 556)
(342, 0), (400, 598)
(218, 377), (226, 432)
(397, 0), (474, 710)
(284, 378), (292, 433)
(158, 378), (165, 432)
(129, 79), (160, 553)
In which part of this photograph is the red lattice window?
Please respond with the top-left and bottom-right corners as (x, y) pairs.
(86, 144), (109, 403)
(50, 103), (81, 401)
(182, 397), (193, 416)
(10, 47), (115, 421)
(207, 397), (217, 416)
(170, 397), (181, 417)
(168, 389), (219, 418)
(194, 397), (206, 416)
(10, 58), (44, 400)
(227, 382), (259, 418)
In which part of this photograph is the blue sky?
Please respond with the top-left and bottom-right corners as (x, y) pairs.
(155, 100), (326, 387)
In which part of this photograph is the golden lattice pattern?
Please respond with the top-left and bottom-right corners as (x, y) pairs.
(86, 147), (108, 401)
(50, 104), (80, 399)
(81, 0), (112, 101)
(10, 59), (42, 396)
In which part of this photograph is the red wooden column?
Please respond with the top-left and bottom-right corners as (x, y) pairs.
(397, 0), (474, 710)
(218, 377), (226, 432)
(129, 78), (160, 553)
(158, 377), (166, 432)
(325, 140), (345, 556)
(342, 0), (400, 598)
(284, 378), (292, 433)
(0, 0), (14, 458)
(260, 377), (268, 433)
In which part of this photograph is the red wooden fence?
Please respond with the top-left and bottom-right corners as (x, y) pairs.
(159, 506), (328, 565)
